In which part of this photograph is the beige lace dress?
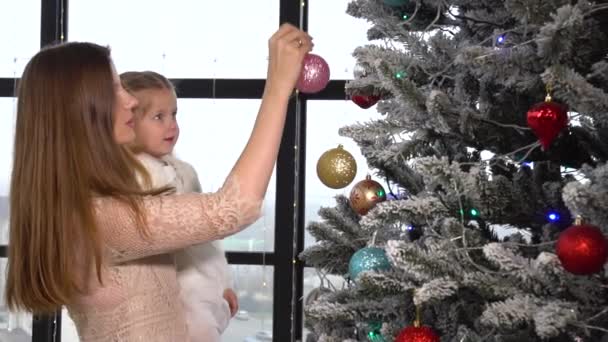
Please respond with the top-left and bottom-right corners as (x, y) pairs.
(66, 175), (261, 341)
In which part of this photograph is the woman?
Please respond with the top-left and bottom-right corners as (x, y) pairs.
(5, 23), (312, 341)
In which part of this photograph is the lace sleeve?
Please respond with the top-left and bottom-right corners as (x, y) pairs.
(95, 175), (262, 263)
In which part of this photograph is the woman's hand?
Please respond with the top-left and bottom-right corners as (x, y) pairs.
(265, 23), (313, 98)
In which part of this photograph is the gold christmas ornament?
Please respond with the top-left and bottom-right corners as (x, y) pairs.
(316, 144), (357, 189)
(349, 175), (387, 215)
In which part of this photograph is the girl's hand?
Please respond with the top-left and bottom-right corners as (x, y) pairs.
(223, 288), (239, 317)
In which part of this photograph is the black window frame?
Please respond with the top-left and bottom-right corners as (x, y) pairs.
(0, 1), (348, 341)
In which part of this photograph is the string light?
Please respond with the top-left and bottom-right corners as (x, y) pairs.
(460, 208), (480, 218)
(547, 211), (560, 223)
(400, 224), (414, 232)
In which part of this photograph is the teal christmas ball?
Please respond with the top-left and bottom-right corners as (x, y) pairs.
(383, 0), (408, 6)
(348, 247), (391, 279)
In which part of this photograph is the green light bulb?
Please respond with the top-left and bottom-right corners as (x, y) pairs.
(395, 72), (406, 79)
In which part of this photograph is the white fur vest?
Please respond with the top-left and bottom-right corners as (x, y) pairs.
(135, 153), (233, 291)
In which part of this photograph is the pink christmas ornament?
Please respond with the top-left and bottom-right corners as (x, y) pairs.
(296, 53), (330, 94)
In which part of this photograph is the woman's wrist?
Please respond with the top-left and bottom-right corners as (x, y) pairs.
(263, 78), (294, 101)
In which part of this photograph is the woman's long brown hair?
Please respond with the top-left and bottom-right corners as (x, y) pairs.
(5, 42), (157, 313)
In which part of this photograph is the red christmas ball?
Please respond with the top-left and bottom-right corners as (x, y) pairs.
(351, 94), (380, 109)
(556, 224), (607, 275)
(395, 325), (440, 342)
(526, 100), (568, 150)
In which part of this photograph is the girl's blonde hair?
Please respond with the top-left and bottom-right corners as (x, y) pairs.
(120, 70), (174, 92)
(120, 71), (175, 112)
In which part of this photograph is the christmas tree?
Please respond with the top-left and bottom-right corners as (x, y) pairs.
(301, 0), (608, 341)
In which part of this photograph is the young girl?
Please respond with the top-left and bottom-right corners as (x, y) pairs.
(121, 71), (237, 341)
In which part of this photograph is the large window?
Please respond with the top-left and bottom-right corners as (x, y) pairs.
(0, 1), (376, 341)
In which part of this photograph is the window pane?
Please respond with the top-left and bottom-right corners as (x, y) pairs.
(308, 1), (374, 80)
(69, 0), (279, 79)
(0, 98), (17, 245)
(223, 265), (274, 341)
(302, 267), (346, 340)
(0, 1), (40, 78)
(305, 100), (383, 248)
(175, 99), (275, 252)
(0, 259), (33, 341)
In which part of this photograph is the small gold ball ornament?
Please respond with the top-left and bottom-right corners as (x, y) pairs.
(316, 144), (357, 189)
(349, 175), (387, 215)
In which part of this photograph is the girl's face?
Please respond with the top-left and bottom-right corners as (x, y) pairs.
(132, 88), (179, 158)
(112, 63), (139, 145)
